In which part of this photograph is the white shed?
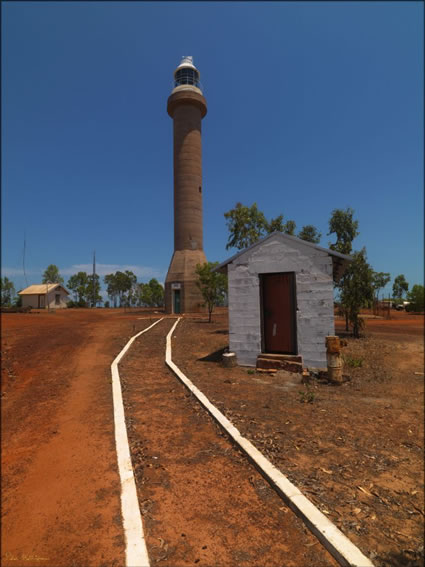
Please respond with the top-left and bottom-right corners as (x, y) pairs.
(216, 232), (351, 370)
(18, 284), (70, 309)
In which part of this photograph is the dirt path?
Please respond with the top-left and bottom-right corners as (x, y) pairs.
(1, 310), (156, 567)
(119, 318), (337, 567)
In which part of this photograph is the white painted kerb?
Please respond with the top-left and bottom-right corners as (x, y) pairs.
(165, 318), (374, 567)
(112, 319), (163, 567)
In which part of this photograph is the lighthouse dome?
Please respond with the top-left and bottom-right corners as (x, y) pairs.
(172, 56), (203, 95)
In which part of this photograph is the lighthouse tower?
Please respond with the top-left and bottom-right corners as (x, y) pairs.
(165, 56), (208, 314)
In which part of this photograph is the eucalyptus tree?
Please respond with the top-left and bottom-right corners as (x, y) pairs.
(1, 277), (15, 306)
(298, 225), (321, 244)
(224, 203), (300, 250)
(104, 271), (137, 307)
(328, 207), (359, 255)
(42, 264), (64, 284)
(392, 274), (409, 300)
(195, 262), (228, 323)
(372, 271), (391, 301)
(339, 249), (374, 338)
(67, 272), (89, 305)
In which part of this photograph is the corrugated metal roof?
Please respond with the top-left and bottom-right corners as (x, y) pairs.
(18, 284), (70, 295)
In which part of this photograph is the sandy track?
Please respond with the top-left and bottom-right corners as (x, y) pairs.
(1, 310), (156, 567)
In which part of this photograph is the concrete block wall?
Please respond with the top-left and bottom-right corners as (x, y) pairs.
(228, 235), (335, 369)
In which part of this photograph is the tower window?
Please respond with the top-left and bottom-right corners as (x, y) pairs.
(199, 186), (202, 193)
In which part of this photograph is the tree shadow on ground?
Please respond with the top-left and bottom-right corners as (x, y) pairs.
(374, 549), (424, 567)
(336, 330), (353, 338)
(335, 330), (368, 340)
(198, 347), (227, 363)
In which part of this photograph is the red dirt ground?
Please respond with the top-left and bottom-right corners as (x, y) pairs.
(1, 308), (423, 567)
(1, 309), (159, 567)
(335, 309), (424, 337)
(173, 310), (424, 567)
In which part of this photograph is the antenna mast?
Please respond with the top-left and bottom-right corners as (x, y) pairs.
(22, 232), (28, 287)
(92, 251), (96, 308)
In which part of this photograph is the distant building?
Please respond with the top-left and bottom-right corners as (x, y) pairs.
(18, 284), (70, 309)
(215, 232), (352, 369)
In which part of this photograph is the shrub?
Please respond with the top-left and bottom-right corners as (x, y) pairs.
(406, 285), (424, 312)
(343, 355), (364, 368)
(299, 389), (315, 403)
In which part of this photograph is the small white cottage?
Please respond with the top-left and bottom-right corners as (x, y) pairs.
(18, 283), (70, 309)
(215, 232), (351, 370)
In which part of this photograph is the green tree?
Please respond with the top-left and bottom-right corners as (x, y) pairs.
(137, 279), (164, 307)
(137, 282), (152, 307)
(195, 262), (228, 322)
(328, 208), (360, 330)
(372, 271), (391, 301)
(148, 279), (164, 307)
(267, 214), (285, 233)
(122, 271), (137, 307)
(42, 264), (64, 284)
(340, 249), (374, 338)
(224, 202), (297, 250)
(104, 271), (137, 307)
(328, 207), (359, 255)
(67, 272), (89, 305)
(1, 277), (16, 307)
(67, 272), (102, 307)
(283, 219), (296, 235)
(267, 215), (297, 235)
(407, 285), (424, 312)
(224, 203), (268, 250)
(128, 283), (138, 307)
(392, 274), (409, 299)
(104, 273), (119, 307)
(87, 273), (102, 307)
(298, 225), (322, 244)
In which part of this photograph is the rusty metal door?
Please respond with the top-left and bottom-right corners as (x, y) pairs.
(261, 273), (296, 353)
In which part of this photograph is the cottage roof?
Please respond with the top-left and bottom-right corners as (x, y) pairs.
(18, 283), (70, 295)
(214, 231), (352, 282)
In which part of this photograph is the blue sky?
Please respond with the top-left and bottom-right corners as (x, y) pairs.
(2, 1), (423, 298)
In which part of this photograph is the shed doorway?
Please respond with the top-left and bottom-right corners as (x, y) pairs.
(261, 272), (297, 354)
(38, 295), (45, 309)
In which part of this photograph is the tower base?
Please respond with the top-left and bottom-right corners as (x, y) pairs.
(165, 250), (207, 314)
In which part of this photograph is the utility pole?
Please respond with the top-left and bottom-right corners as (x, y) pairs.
(92, 251), (96, 308)
(46, 280), (50, 312)
(23, 232), (28, 288)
